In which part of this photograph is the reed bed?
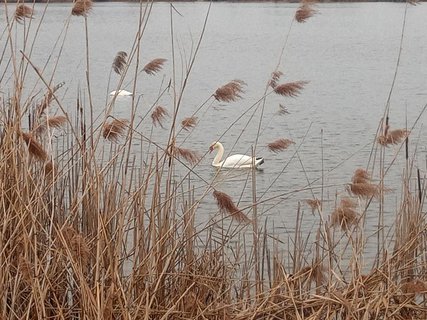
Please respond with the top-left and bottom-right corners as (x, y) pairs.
(1, 1), (427, 319)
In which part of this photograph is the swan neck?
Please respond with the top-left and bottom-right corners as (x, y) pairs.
(213, 143), (224, 166)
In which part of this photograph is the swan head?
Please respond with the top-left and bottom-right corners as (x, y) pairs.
(209, 141), (220, 153)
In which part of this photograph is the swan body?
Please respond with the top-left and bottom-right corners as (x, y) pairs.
(109, 89), (133, 96)
(209, 141), (264, 169)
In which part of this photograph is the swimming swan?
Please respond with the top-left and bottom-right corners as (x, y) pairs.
(209, 141), (264, 169)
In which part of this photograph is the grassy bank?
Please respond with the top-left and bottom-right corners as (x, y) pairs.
(1, 0), (427, 319)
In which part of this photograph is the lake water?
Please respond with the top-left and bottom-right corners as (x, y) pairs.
(2, 1), (427, 262)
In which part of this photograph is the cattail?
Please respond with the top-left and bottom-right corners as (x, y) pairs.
(295, 3), (317, 23)
(143, 58), (167, 75)
(267, 138), (295, 153)
(306, 199), (321, 211)
(72, 0), (93, 17)
(151, 106), (169, 128)
(377, 129), (409, 146)
(21, 132), (48, 161)
(269, 71), (283, 88)
(15, 4), (34, 23)
(278, 104), (290, 115)
(181, 116), (198, 131)
(274, 81), (308, 97)
(112, 51), (127, 75)
(174, 147), (200, 165)
(331, 198), (358, 230)
(213, 190), (251, 224)
(213, 79), (246, 103)
(102, 119), (129, 142)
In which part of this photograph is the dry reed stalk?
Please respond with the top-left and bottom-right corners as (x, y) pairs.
(213, 190), (251, 224)
(151, 106), (169, 128)
(15, 4), (34, 23)
(174, 147), (200, 165)
(20, 132), (48, 161)
(267, 138), (295, 153)
(102, 119), (129, 142)
(213, 79), (246, 103)
(377, 129), (409, 146)
(71, 0), (93, 16)
(295, 3), (317, 23)
(142, 58), (167, 75)
(112, 51), (127, 75)
(181, 116), (198, 131)
(331, 198), (358, 230)
(274, 81), (308, 97)
(269, 71), (283, 88)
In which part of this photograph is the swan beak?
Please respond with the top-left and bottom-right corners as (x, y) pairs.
(209, 146), (213, 153)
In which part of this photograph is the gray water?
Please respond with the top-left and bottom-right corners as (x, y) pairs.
(2, 2), (427, 260)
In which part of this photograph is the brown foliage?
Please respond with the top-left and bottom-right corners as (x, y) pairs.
(21, 132), (48, 161)
(267, 138), (295, 153)
(331, 198), (358, 230)
(213, 190), (251, 224)
(72, 0), (93, 17)
(15, 4), (34, 23)
(213, 80), (246, 103)
(143, 58), (167, 75)
(274, 81), (308, 97)
(401, 279), (427, 294)
(112, 51), (127, 75)
(151, 106), (169, 128)
(102, 119), (129, 142)
(181, 116), (198, 131)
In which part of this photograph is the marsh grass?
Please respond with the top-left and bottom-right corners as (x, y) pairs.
(1, 1), (427, 319)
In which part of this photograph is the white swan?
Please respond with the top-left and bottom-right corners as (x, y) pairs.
(209, 141), (264, 169)
(109, 89), (133, 96)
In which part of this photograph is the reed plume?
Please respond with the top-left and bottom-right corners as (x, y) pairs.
(112, 51), (127, 75)
(295, 3), (317, 23)
(143, 58), (167, 75)
(213, 80), (246, 103)
(278, 104), (290, 115)
(21, 132), (48, 161)
(36, 82), (65, 116)
(269, 71), (283, 88)
(377, 129), (409, 146)
(331, 198), (358, 230)
(401, 279), (427, 294)
(44, 160), (56, 179)
(347, 168), (380, 198)
(181, 116), (198, 131)
(306, 198), (321, 211)
(274, 81), (308, 97)
(102, 119), (129, 142)
(213, 190), (251, 224)
(352, 168), (370, 184)
(267, 138), (295, 153)
(15, 4), (34, 23)
(151, 106), (169, 128)
(174, 147), (200, 165)
(72, 0), (93, 17)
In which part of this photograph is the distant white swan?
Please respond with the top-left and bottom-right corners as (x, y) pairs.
(109, 89), (133, 96)
(209, 141), (264, 169)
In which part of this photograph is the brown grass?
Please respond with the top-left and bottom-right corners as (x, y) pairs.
(15, 4), (34, 23)
(71, 0), (93, 17)
(274, 81), (309, 97)
(143, 58), (167, 75)
(213, 190), (251, 224)
(267, 138), (295, 153)
(20, 131), (48, 161)
(151, 106), (169, 128)
(213, 79), (246, 103)
(112, 51), (127, 75)
(102, 119), (129, 142)
(181, 116), (198, 131)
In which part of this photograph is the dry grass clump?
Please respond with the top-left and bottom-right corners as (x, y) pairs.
(267, 138), (295, 153)
(102, 119), (129, 142)
(331, 198), (358, 230)
(71, 0), (93, 17)
(213, 190), (251, 224)
(181, 116), (198, 131)
(142, 58), (167, 75)
(295, 3), (317, 23)
(274, 81), (308, 97)
(112, 51), (127, 75)
(377, 127), (410, 146)
(213, 79), (246, 103)
(173, 146), (200, 165)
(15, 4), (34, 23)
(151, 106), (169, 128)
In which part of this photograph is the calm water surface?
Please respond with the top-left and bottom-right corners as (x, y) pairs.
(2, 2), (427, 260)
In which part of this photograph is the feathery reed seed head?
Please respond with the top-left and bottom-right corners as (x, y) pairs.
(213, 80), (246, 103)
(15, 4), (34, 23)
(331, 198), (358, 230)
(143, 58), (167, 75)
(377, 129), (409, 146)
(174, 147), (200, 165)
(278, 104), (290, 115)
(102, 119), (129, 142)
(295, 4), (317, 23)
(181, 116), (198, 131)
(274, 81), (308, 97)
(267, 138), (295, 153)
(151, 106), (169, 128)
(21, 132), (48, 161)
(269, 71), (283, 88)
(112, 51), (127, 75)
(213, 190), (251, 224)
(306, 199), (321, 210)
(72, 0), (93, 16)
